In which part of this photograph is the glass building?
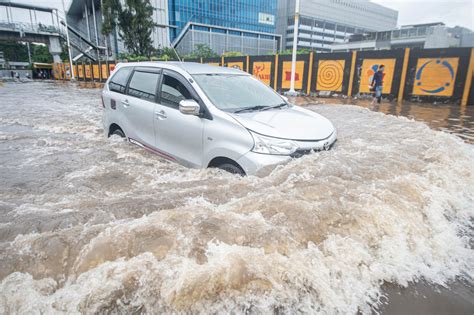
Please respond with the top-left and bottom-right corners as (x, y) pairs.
(169, 0), (278, 41)
(169, 0), (280, 55)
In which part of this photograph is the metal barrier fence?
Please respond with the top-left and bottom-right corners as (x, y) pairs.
(55, 47), (474, 105)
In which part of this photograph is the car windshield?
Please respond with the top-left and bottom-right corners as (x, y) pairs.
(192, 74), (286, 112)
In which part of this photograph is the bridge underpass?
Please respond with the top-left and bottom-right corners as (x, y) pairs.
(0, 1), (104, 62)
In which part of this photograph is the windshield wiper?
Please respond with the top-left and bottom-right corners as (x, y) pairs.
(233, 105), (273, 113)
(261, 103), (288, 111)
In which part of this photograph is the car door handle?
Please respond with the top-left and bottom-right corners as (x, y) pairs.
(121, 99), (130, 107)
(155, 110), (167, 120)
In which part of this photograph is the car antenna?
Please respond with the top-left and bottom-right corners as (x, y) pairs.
(173, 47), (183, 62)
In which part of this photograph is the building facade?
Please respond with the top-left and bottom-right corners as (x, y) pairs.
(277, 0), (398, 52)
(331, 23), (474, 52)
(66, 0), (169, 60)
(169, 0), (280, 55)
(169, 0), (277, 40)
(173, 22), (280, 56)
(66, 0), (280, 58)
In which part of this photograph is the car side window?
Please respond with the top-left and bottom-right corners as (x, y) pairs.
(109, 67), (131, 94)
(127, 71), (160, 102)
(160, 74), (193, 108)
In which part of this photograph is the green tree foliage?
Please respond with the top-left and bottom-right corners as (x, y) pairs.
(187, 44), (219, 59)
(0, 41), (28, 61)
(32, 45), (53, 63)
(222, 51), (244, 57)
(101, 0), (121, 36)
(0, 41), (64, 63)
(102, 0), (156, 57)
(60, 44), (69, 61)
(279, 48), (311, 55)
(117, 53), (149, 61)
(116, 47), (180, 62)
(157, 47), (180, 61)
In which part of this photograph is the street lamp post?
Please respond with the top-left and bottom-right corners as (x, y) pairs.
(288, 0), (300, 95)
(61, 0), (75, 80)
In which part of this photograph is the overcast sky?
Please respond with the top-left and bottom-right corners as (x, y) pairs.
(372, 0), (473, 30)
(4, 0), (474, 30)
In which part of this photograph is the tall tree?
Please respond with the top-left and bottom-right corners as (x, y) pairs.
(102, 0), (156, 57)
(101, 0), (121, 36)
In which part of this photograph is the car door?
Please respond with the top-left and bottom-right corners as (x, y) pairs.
(154, 70), (204, 167)
(122, 67), (161, 147)
(104, 66), (132, 133)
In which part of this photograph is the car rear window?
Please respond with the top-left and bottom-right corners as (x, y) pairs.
(109, 67), (131, 94)
(127, 71), (159, 102)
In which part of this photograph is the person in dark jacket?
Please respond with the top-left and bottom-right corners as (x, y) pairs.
(371, 64), (384, 105)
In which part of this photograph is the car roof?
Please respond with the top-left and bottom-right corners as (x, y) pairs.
(117, 61), (247, 75)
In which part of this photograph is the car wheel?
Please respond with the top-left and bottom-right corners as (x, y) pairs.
(218, 163), (245, 176)
(111, 128), (125, 138)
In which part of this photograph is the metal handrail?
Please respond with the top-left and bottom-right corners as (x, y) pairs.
(0, 20), (61, 35)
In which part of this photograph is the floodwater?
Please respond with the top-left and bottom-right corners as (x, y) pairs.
(290, 96), (474, 144)
(0, 81), (473, 314)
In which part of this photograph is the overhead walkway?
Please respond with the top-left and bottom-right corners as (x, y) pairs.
(0, 1), (104, 62)
(0, 2), (61, 43)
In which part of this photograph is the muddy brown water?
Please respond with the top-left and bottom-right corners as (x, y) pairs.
(0, 81), (473, 314)
(290, 95), (474, 144)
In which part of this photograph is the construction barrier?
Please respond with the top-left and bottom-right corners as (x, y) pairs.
(54, 47), (474, 105)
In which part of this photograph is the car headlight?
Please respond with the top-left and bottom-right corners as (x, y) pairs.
(249, 130), (298, 155)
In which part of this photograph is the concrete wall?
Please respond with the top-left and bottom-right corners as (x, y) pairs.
(0, 70), (32, 78)
(461, 33), (474, 47)
(425, 26), (460, 49)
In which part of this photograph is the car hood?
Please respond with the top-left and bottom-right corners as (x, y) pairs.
(229, 105), (335, 141)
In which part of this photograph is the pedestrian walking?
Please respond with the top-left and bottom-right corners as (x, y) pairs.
(370, 64), (384, 105)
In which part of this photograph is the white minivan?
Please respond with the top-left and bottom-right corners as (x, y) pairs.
(102, 62), (337, 176)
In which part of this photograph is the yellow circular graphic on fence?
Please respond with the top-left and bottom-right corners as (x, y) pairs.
(316, 60), (345, 92)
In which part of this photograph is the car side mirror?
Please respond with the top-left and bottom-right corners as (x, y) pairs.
(281, 95), (289, 102)
(179, 99), (200, 116)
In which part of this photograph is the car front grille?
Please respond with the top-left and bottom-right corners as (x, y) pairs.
(290, 139), (337, 158)
(290, 149), (313, 158)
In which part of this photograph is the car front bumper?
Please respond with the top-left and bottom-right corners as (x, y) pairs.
(238, 130), (337, 176)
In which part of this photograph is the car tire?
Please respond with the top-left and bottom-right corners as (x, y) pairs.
(111, 128), (125, 138)
(218, 163), (245, 176)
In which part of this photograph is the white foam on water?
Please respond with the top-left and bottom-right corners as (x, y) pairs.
(0, 83), (473, 314)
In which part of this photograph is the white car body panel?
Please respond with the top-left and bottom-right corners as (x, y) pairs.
(102, 62), (337, 175)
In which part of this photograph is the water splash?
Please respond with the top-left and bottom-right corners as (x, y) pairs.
(0, 82), (472, 314)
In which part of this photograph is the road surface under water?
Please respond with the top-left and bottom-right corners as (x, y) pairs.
(290, 96), (474, 144)
(0, 81), (473, 314)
